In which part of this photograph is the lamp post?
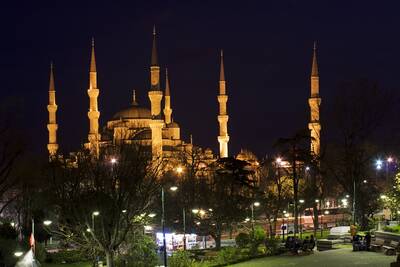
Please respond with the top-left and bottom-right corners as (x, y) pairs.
(161, 186), (178, 267)
(299, 199), (305, 239)
(92, 211), (100, 232)
(250, 202), (260, 236)
(161, 188), (168, 267)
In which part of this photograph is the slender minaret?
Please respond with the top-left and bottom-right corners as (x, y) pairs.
(87, 38), (101, 155)
(163, 68), (172, 124)
(308, 42), (321, 157)
(47, 63), (58, 157)
(217, 50), (230, 158)
(148, 26), (164, 158)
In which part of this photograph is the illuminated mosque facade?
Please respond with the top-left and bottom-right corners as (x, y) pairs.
(46, 28), (321, 165)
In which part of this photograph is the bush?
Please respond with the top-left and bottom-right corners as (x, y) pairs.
(47, 249), (89, 263)
(264, 237), (283, 255)
(116, 233), (158, 267)
(249, 226), (266, 256)
(235, 232), (250, 248)
(214, 247), (240, 265)
(169, 250), (196, 267)
(383, 225), (400, 233)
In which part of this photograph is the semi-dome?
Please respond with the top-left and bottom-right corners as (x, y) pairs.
(167, 121), (180, 128)
(112, 105), (151, 119)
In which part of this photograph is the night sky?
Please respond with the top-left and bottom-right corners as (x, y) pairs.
(8, 1), (400, 157)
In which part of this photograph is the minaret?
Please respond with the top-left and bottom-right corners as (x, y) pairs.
(148, 26), (164, 158)
(308, 42), (321, 157)
(217, 50), (230, 158)
(163, 68), (172, 124)
(87, 38), (101, 156)
(47, 63), (58, 158)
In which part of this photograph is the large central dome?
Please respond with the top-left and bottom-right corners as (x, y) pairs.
(112, 91), (152, 120)
(112, 104), (151, 119)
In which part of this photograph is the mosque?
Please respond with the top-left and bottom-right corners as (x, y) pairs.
(46, 28), (321, 166)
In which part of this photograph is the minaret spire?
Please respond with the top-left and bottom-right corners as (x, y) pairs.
(47, 62), (58, 158)
(87, 38), (101, 156)
(220, 50), (225, 83)
(148, 26), (164, 158)
(308, 41), (321, 157)
(164, 68), (172, 124)
(217, 50), (229, 158)
(151, 25), (158, 67)
(132, 90), (138, 106)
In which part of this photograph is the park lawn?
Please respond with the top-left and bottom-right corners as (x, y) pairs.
(230, 247), (396, 267)
(41, 262), (91, 267)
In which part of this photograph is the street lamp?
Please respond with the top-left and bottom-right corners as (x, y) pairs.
(176, 166), (183, 174)
(14, 251), (23, 257)
(161, 185), (179, 266)
(192, 209), (199, 214)
(110, 158), (117, 164)
(43, 220), (52, 226)
(92, 211), (100, 232)
(250, 202), (260, 235)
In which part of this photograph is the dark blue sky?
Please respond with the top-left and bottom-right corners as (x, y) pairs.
(8, 1), (400, 157)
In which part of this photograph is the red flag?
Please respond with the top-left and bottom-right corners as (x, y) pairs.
(29, 233), (35, 248)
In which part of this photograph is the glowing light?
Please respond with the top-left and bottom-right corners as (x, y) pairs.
(192, 209), (199, 214)
(86, 228), (91, 232)
(196, 222), (201, 225)
(122, 210), (127, 213)
(299, 199), (305, 204)
(110, 158), (117, 164)
(284, 213), (289, 218)
(92, 211), (100, 216)
(387, 157), (393, 163)
(283, 210), (287, 214)
(253, 202), (260, 207)
(199, 209), (206, 216)
(244, 217), (250, 222)
(305, 166), (310, 171)
(148, 213), (156, 218)
(208, 208), (213, 212)
(324, 210), (330, 215)
(276, 157), (282, 164)
(346, 195), (350, 198)
(170, 186), (178, 192)
(315, 199), (319, 203)
(43, 220), (52, 226)
(144, 225), (153, 231)
(380, 195), (387, 200)
(14, 251), (23, 257)
(176, 166), (183, 174)
(10, 222), (15, 227)
(363, 179), (367, 184)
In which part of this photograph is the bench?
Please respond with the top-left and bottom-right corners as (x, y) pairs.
(383, 240), (399, 256)
(370, 238), (385, 252)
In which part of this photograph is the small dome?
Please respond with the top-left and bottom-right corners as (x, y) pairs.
(167, 122), (180, 128)
(113, 105), (151, 119)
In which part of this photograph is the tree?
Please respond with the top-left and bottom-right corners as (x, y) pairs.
(193, 157), (255, 250)
(258, 158), (292, 237)
(274, 130), (311, 236)
(45, 145), (160, 267)
(324, 79), (396, 228)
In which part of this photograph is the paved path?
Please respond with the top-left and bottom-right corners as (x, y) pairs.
(232, 248), (396, 267)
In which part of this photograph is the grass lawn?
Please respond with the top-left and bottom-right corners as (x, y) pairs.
(41, 262), (91, 267)
(231, 247), (396, 267)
